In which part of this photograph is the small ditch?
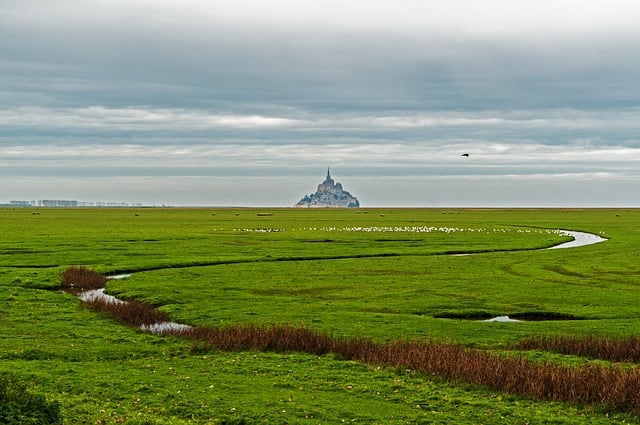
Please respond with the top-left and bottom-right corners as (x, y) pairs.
(63, 269), (192, 334)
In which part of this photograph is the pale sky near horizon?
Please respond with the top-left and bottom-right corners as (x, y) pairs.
(2, 0), (640, 207)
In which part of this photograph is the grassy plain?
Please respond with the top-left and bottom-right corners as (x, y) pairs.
(1, 207), (640, 423)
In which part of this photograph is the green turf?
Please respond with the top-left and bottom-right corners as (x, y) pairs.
(1, 207), (639, 423)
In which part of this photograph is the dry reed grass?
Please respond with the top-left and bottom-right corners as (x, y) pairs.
(513, 335), (640, 363)
(83, 297), (171, 327)
(60, 266), (170, 326)
(60, 265), (108, 294)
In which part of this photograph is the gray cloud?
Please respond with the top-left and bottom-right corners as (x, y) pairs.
(3, 1), (640, 111)
(1, 1), (640, 205)
(3, 106), (640, 147)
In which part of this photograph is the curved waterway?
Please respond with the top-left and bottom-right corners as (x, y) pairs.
(482, 229), (607, 322)
(77, 228), (607, 332)
(78, 274), (192, 334)
(548, 230), (607, 249)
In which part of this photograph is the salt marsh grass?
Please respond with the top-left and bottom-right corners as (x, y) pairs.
(62, 266), (640, 414)
(2, 207), (640, 424)
(183, 323), (640, 413)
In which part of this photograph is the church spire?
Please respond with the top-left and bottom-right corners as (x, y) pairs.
(323, 167), (334, 186)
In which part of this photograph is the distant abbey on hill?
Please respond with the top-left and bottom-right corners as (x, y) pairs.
(295, 169), (360, 208)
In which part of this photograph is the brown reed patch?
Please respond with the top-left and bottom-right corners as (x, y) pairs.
(60, 266), (170, 326)
(184, 324), (336, 355)
(82, 297), (172, 327)
(512, 335), (640, 363)
(60, 266), (108, 294)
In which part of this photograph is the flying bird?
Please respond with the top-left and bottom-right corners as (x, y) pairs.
(461, 153), (469, 157)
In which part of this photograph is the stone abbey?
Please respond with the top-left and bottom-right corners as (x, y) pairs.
(295, 169), (360, 208)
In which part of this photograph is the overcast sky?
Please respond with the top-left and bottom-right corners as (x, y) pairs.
(2, 0), (640, 207)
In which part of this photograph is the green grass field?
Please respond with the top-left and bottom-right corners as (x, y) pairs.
(1, 207), (640, 424)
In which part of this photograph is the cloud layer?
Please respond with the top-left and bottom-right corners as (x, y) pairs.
(1, 1), (640, 206)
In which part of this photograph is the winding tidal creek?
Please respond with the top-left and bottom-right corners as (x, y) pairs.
(77, 229), (607, 332)
(548, 230), (607, 249)
(483, 229), (607, 322)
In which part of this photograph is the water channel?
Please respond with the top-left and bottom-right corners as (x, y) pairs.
(483, 229), (607, 322)
(547, 230), (607, 250)
(78, 229), (607, 331)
